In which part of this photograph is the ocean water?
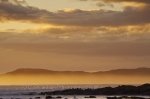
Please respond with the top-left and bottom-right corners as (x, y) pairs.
(0, 95), (107, 99)
(0, 85), (149, 99)
(0, 95), (150, 99)
(0, 95), (106, 99)
(0, 84), (119, 95)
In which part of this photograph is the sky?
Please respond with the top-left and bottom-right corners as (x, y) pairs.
(0, 0), (150, 73)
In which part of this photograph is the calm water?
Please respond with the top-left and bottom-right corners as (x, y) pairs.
(0, 95), (105, 99)
(0, 84), (120, 95)
(0, 85), (149, 99)
(0, 95), (150, 99)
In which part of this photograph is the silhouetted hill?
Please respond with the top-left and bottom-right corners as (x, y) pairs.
(5, 68), (87, 75)
(5, 67), (150, 76)
(0, 67), (149, 85)
(95, 67), (150, 75)
(40, 83), (150, 95)
(6, 68), (55, 75)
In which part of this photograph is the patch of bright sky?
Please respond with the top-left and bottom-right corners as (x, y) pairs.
(26, 0), (100, 11)
(0, 21), (53, 33)
(1, 22), (30, 30)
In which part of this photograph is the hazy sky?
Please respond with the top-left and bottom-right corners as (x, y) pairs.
(0, 0), (150, 73)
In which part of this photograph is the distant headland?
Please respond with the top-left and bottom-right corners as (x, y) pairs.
(0, 67), (149, 85)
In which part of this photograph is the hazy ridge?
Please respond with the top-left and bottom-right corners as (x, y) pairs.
(0, 67), (149, 85)
(4, 67), (150, 75)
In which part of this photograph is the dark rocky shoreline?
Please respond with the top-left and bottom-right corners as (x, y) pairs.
(41, 84), (150, 96)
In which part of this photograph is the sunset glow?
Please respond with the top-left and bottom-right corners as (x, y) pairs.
(0, 0), (150, 85)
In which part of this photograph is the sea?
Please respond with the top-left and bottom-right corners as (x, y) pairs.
(0, 84), (149, 99)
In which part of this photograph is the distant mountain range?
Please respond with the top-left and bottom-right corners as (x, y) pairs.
(4, 67), (150, 76)
(0, 67), (150, 85)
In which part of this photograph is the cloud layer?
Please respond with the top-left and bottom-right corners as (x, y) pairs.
(80, 0), (150, 5)
(0, 3), (150, 27)
(0, 1), (150, 72)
